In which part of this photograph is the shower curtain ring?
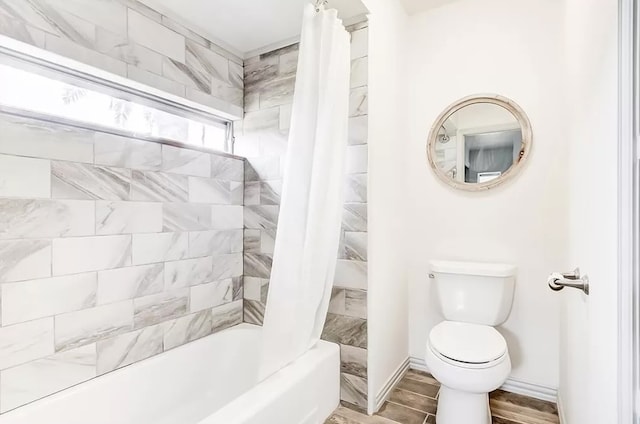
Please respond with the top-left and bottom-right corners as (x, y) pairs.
(315, 0), (328, 12)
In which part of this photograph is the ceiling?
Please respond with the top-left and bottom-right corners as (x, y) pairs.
(399, 0), (462, 15)
(140, 0), (369, 58)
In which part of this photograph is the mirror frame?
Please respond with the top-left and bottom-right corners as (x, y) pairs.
(426, 94), (533, 191)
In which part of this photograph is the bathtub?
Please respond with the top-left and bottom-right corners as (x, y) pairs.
(0, 324), (340, 424)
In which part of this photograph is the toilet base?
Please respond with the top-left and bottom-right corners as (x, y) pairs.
(436, 385), (491, 424)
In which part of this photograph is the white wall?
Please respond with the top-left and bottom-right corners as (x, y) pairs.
(364, 0), (410, 413)
(562, 0), (619, 422)
(405, 0), (568, 389)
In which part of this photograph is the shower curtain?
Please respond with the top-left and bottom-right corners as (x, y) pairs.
(259, 3), (350, 379)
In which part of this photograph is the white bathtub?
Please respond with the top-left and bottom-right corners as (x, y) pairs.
(0, 324), (340, 424)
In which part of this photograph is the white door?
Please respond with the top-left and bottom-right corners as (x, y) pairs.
(560, 0), (622, 423)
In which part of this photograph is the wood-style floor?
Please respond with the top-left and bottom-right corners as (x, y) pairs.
(326, 369), (560, 424)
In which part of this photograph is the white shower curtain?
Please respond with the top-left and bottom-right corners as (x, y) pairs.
(259, 3), (350, 380)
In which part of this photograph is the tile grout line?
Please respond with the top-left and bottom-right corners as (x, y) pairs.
(490, 408), (559, 424)
(392, 385), (439, 400)
(422, 415), (434, 424)
(490, 414), (540, 424)
(385, 399), (434, 415)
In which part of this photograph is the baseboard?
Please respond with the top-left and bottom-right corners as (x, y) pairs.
(556, 393), (567, 424)
(408, 357), (558, 403)
(372, 357), (410, 414)
(500, 378), (557, 403)
(409, 356), (429, 373)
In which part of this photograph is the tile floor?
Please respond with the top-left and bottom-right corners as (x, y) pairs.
(326, 369), (560, 424)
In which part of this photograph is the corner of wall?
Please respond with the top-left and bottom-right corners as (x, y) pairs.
(363, 0), (411, 414)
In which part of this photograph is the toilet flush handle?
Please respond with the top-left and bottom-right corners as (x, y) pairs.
(548, 268), (590, 295)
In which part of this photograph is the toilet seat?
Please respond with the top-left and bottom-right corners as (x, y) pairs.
(429, 321), (507, 368)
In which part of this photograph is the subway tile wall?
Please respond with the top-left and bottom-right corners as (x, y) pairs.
(0, 113), (244, 413)
(0, 0), (243, 113)
(237, 20), (370, 411)
(0, 0), (370, 413)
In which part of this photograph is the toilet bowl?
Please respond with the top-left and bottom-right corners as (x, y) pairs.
(425, 321), (511, 424)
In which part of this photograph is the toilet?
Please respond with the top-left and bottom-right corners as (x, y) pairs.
(425, 260), (516, 424)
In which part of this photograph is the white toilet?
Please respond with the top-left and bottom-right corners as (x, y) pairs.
(425, 260), (516, 424)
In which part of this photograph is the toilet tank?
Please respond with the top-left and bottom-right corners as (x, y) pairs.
(430, 260), (516, 326)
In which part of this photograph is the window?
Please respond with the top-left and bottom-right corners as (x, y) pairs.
(0, 54), (232, 153)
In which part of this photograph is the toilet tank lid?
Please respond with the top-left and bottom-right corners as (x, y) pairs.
(430, 260), (517, 277)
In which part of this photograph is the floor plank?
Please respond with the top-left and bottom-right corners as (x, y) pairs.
(404, 370), (440, 386)
(424, 416), (436, 424)
(387, 388), (437, 414)
(325, 370), (560, 424)
(328, 406), (399, 424)
(396, 377), (439, 398)
(377, 402), (427, 424)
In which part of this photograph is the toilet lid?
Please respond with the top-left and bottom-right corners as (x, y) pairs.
(429, 321), (507, 364)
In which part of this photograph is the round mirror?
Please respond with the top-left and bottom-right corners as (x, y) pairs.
(426, 94), (532, 191)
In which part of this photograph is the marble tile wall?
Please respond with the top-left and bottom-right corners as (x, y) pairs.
(0, 0), (243, 112)
(236, 20), (370, 411)
(0, 113), (244, 413)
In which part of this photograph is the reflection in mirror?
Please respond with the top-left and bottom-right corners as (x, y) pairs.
(434, 103), (523, 184)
